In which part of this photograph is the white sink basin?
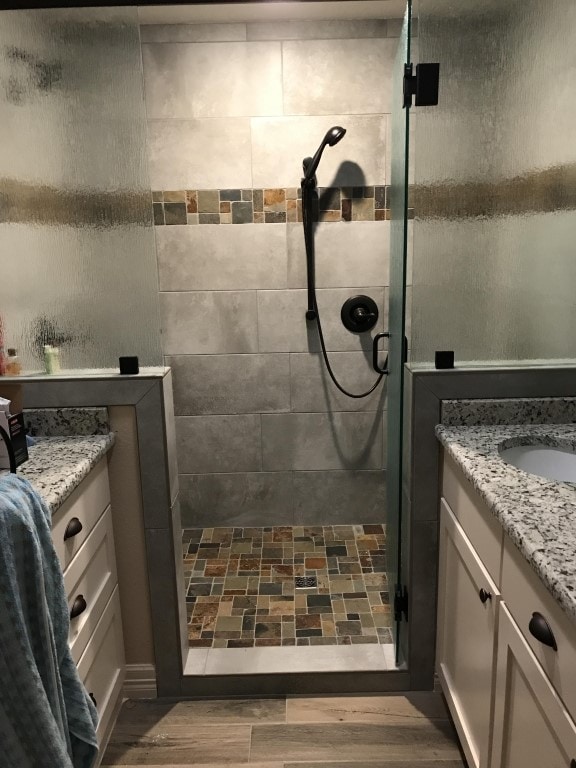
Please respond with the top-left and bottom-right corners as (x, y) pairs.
(499, 443), (576, 483)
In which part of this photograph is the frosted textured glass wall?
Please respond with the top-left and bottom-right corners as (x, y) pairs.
(411, 0), (576, 365)
(0, 8), (162, 371)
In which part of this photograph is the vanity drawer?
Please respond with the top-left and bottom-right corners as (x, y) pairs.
(442, 452), (503, 586)
(77, 587), (125, 747)
(64, 507), (117, 664)
(52, 458), (110, 574)
(501, 535), (576, 722)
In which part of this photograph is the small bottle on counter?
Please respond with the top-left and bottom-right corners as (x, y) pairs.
(5, 348), (21, 376)
(0, 346), (5, 376)
(43, 344), (61, 375)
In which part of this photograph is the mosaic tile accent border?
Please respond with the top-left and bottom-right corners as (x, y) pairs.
(183, 524), (392, 648)
(153, 186), (397, 225)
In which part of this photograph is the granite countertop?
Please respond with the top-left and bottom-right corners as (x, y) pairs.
(436, 423), (576, 625)
(14, 434), (115, 515)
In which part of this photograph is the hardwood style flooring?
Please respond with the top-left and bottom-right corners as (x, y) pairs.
(101, 693), (466, 767)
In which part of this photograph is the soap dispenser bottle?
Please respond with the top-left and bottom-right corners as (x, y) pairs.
(44, 345), (61, 375)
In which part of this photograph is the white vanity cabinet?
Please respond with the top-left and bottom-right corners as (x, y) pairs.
(51, 457), (125, 757)
(437, 498), (500, 768)
(490, 603), (576, 768)
(439, 452), (576, 768)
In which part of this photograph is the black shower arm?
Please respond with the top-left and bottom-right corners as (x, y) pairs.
(0, 425), (17, 474)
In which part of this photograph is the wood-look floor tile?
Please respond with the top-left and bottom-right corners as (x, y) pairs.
(102, 725), (251, 765)
(249, 722), (461, 762)
(286, 694), (451, 724)
(113, 698), (286, 727)
(105, 764), (284, 768)
(285, 762), (465, 768)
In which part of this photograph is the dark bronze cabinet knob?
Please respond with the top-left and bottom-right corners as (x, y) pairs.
(529, 611), (558, 651)
(70, 594), (87, 620)
(479, 588), (492, 604)
(64, 517), (83, 541)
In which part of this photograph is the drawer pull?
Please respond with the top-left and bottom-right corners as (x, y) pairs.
(88, 692), (97, 709)
(70, 595), (87, 620)
(528, 611), (558, 651)
(64, 517), (83, 541)
(479, 588), (492, 604)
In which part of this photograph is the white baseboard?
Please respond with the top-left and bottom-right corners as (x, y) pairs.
(122, 663), (157, 699)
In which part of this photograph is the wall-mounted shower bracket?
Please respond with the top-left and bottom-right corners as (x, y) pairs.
(403, 62), (440, 108)
(341, 295), (379, 333)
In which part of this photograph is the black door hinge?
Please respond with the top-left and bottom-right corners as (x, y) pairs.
(403, 63), (440, 108)
(394, 584), (409, 622)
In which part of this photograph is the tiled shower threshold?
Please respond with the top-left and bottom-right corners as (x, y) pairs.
(184, 642), (398, 676)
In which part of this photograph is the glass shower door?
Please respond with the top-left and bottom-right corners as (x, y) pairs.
(386, 1), (412, 665)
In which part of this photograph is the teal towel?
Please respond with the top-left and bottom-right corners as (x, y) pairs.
(0, 474), (98, 768)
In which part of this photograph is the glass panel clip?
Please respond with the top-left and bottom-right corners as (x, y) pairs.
(403, 63), (440, 108)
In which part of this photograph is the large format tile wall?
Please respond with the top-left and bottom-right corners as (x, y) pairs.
(141, 19), (399, 527)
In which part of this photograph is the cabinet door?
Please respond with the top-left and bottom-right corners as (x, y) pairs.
(437, 498), (501, 768)
(491, 604), (576, 768)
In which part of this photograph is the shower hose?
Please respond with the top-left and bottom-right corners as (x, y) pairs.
(302, 187), (387, 399)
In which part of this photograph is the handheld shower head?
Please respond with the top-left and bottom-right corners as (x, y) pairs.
(302, 125), (346, 184)
(325, 125), (346, 146)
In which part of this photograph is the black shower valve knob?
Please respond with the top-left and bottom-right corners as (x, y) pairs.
(341, 295), (379, 333)
(352, 306), (377, 323)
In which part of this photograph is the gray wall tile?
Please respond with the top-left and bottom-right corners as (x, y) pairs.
(251, 115), (388, 188)
(143, 42), (282, 119)
(293, 470), (386, 525)
(141, 24), (248, 43)
(261, 412), (383, 470)
(156, 224), (287, 291)
(383, 410), (388, 467)
(283, 39), (397, 115)
(171, 495), (189, 661)
(142, 44), (187, 119)
(162, 369), (180, 505)
(290, 352), (387, 413)
(179, 472), (294, 527)
(386, 19), (404, 38)
(176, 415), (262, 473)
(257, 287), (386, 353)
(287, 221), (390, 289)
(167, 354), (290, 415)
(160, 292), (258, 354)
(148, 119), (252, 189)
(246, 20), (388, 40)
(143, 20), (396, 546)
(386, 17), (418, 38)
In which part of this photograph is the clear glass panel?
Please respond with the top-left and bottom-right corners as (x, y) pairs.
(387, 1), (411, 664)
(411, 0), (576, 366)
(0, 8), (162, 372)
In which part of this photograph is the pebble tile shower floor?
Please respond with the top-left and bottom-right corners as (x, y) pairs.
(182, 524), (392, 648)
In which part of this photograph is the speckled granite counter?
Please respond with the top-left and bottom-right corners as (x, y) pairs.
(12, 435), (115, 515)
(436, 423), (576, 625)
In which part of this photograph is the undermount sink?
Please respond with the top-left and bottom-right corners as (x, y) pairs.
(499, 442), (576, 483)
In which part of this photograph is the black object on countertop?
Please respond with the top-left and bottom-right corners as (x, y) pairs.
(119, 356), (139, 375)
(435, 351), (454, 369)
(0, 424), (16, 473)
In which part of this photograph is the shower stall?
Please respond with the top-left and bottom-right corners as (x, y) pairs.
(8, 0), (573, 695)
(0, 1), (415, 688)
